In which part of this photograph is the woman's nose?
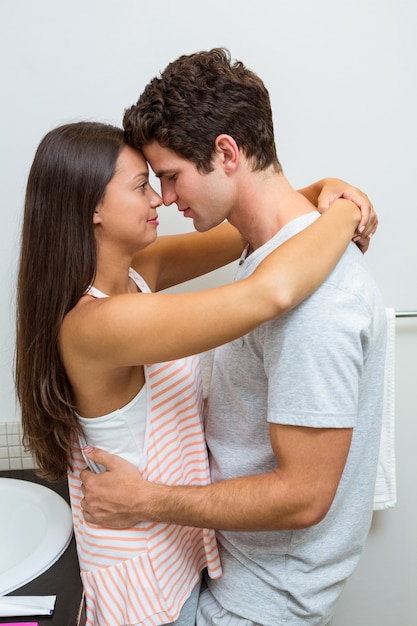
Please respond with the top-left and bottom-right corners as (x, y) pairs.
(150, 188), (162, 208)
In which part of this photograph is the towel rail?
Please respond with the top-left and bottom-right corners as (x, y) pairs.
(395, 311), (417, 318)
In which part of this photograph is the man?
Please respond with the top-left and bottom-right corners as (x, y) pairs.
(82, 49), (386, 625)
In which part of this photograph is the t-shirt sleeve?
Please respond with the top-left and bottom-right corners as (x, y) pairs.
(264, 283), (371, 429)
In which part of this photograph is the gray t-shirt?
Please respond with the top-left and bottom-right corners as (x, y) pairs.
(205, 211), (387, 625)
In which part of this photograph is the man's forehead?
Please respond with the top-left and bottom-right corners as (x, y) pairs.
(143, 142), (179, 176)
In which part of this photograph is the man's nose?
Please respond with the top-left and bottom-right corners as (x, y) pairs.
(161, 182), (178, 206)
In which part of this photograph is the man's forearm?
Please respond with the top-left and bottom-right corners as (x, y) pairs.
(136, 471), (320, 532)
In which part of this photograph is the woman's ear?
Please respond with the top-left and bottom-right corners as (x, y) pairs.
(214, 134), (240, 173)
(93, 207), (101, 225)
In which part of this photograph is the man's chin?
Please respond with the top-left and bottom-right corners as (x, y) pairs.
(193, 222), (212, 233)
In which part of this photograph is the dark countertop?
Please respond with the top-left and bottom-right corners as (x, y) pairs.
(0, 469), (85, 625)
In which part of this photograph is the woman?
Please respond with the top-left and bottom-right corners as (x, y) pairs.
(16, 121), (373, 626)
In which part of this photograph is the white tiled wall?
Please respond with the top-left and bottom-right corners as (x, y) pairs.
(0, 421), (36, 470)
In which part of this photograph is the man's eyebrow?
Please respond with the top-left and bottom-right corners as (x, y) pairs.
(153, 169), (173, 179)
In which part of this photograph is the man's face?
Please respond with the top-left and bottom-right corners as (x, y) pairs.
(143, 141), (234, 232)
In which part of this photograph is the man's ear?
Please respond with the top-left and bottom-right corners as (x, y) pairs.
(214, 134), (240, 173)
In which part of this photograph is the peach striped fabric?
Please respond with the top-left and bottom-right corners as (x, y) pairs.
(67, 269), (221, 625)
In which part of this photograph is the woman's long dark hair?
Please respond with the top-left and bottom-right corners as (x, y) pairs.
(16, 121), (125, 480)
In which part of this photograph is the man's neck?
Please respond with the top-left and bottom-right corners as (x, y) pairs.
(229, 171), (316, 251)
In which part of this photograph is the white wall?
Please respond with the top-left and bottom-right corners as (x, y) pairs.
(1, 1), (416, 623)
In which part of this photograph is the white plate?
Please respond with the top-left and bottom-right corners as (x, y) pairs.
(0, 477), (73, 596)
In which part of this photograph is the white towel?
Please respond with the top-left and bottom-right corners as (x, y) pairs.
(373, 307), (397, 510)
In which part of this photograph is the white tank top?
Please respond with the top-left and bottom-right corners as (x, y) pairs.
(77, 385), (147, 473)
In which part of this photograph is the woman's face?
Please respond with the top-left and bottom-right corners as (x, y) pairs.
(93, 145), (162, 253)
